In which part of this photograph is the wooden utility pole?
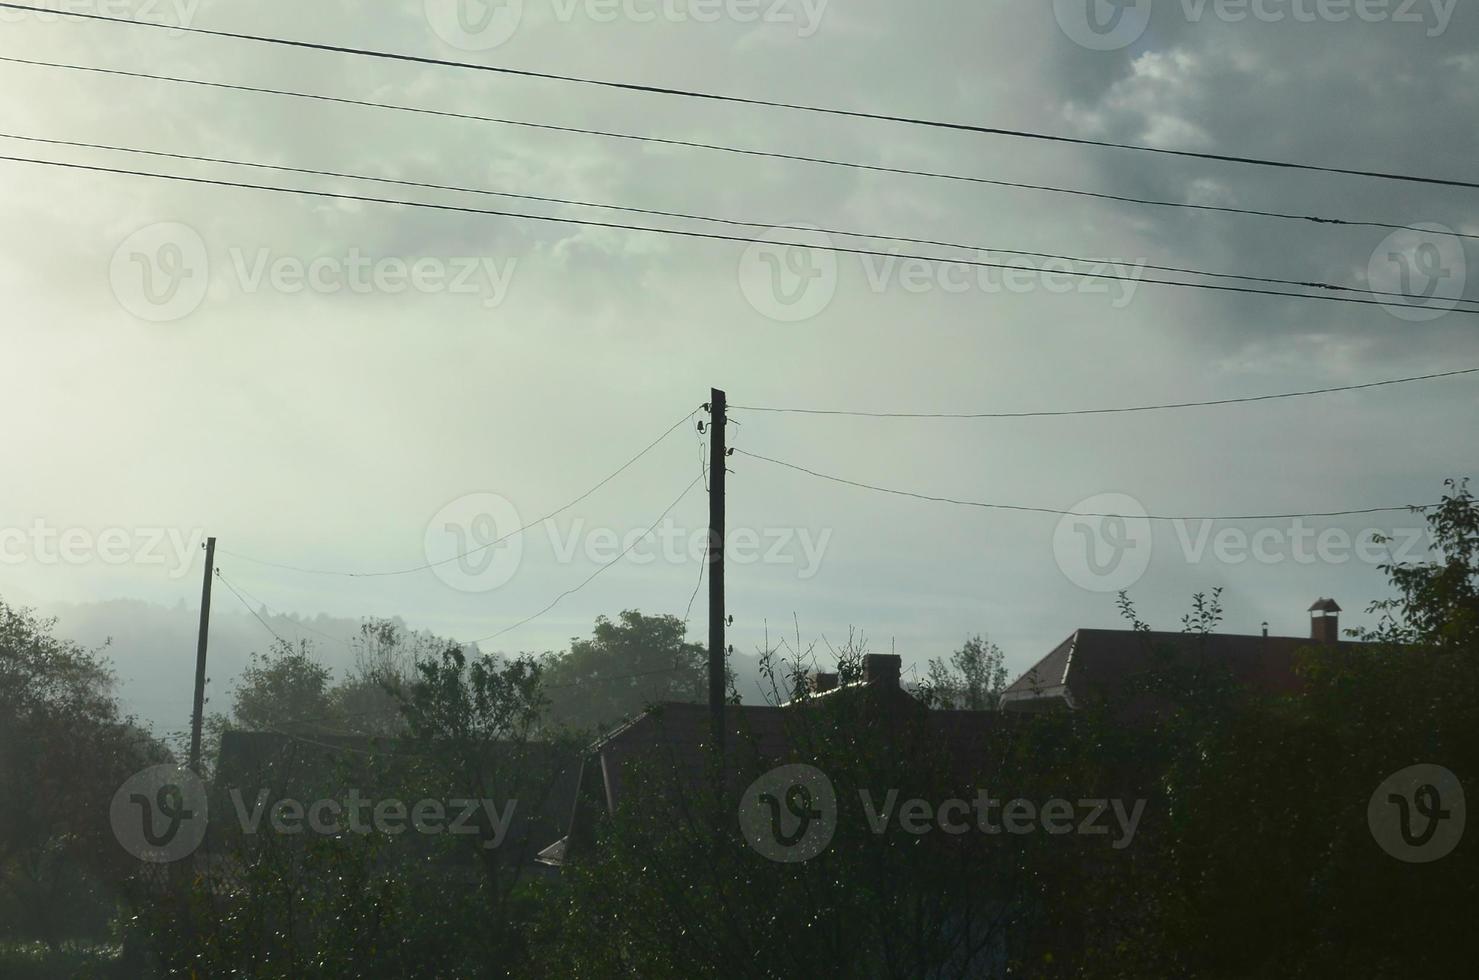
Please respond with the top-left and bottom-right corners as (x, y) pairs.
(708, 389), (727, 756)
(188, 536), (216, 773)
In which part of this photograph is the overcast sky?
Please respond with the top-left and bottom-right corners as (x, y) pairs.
(2, 0), (1476, 725)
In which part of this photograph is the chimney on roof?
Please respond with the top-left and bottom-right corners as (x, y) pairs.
(863, 654), (901, 689)
(809, 672), (839, 694)
(1309, 598), (1342, 644)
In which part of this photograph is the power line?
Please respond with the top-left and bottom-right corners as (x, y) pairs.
(685, 425), (710, 627)
(5, 131), (1458, 306)
(731, 367), (1479, 420)
(219, 409), (697, 577)
(213, 573), (354, 649)
(734, 448), (1434, 521)
(683, 557), (706, 628)
(470, 474), (705, 646)
(8, 57), (1475, 246)
(215, 570), (288, 646)
(5, 3), (1474, 191)
(5, 153), (1472, 317)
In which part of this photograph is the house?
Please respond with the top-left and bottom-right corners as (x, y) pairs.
(538, 653), (1006, 866)
(1000, 598), (1349, 712)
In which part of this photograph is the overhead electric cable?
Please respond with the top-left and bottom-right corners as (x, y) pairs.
(730, 368), (1479, 419)
(6, 56), (1475, 244)
(469, 474), (704, 645)
(733, 449), (1434, 521)
(4, 153), (1473, 316)
(2, 131), (1456, 304)
(216, 409), (697, 576)
(215, 570), (288, 645)
(212, 573), (354, 649)
(3, 2), (1474, 190)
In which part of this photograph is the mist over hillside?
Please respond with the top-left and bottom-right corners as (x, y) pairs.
(32, 597), (780, 738)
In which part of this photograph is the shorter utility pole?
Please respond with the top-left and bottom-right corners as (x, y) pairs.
(708, 389), (727, 757)
(188, 536), (216, 773)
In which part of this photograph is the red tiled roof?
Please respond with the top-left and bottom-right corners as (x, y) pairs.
(1002, 628), (1331, 707)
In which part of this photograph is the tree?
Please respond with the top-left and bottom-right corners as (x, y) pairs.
(1092, 483), (1479, 978)
(0, 596), (166, 952)
(540, 611), (707, 732)
(921, 634), (1008, 710)
(230, 639), (337, 733)
(331, 618), (448, 736)
(1358, 477), (1478, 651)
(143, 642), (566, 979)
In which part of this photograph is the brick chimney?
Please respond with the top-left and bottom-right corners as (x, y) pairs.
(809, 672), (839, 694)
(1309, 598), (1342, 644)
(863, 654), (901, 688)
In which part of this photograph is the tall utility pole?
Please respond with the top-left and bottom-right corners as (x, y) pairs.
(708, 389), (727, 756)
(188, 536), (216, 773)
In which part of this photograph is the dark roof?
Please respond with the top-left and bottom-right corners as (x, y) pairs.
(1000, 633), (1076, 703)
(544, 694), (1011, 866)
(1002, 628), (1332, 708)
(1309, 597), (1343, 613)
(592, 703), (792, 811)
